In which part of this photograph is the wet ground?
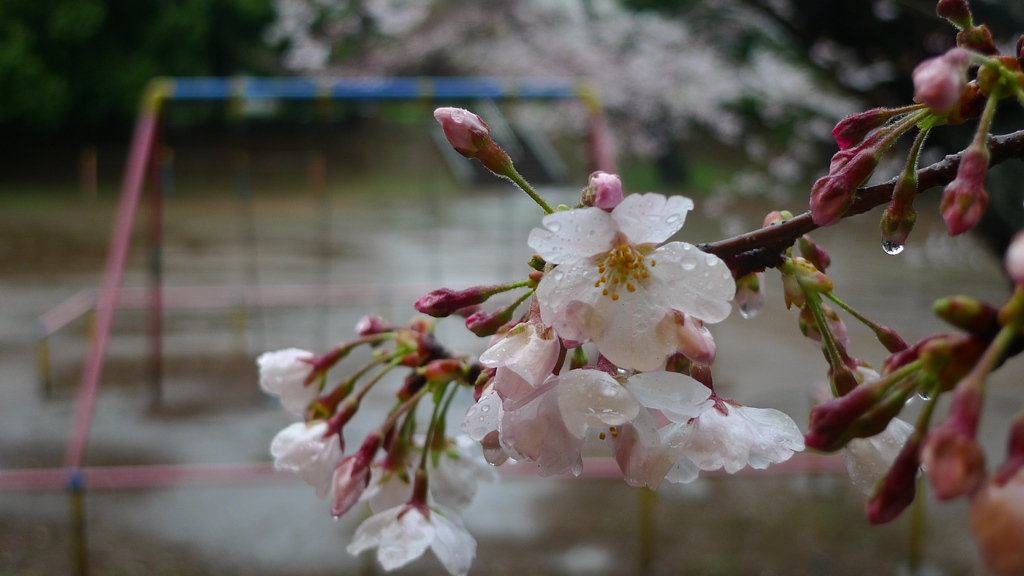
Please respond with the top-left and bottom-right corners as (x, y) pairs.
(0, 169), (1017, 575)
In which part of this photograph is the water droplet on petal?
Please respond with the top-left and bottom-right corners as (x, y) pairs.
(704, 254), (718, 266)
(681, 257), (697, 271)
(882, 239), (904, 255)
(481, 405), (490, 412)
(918, 389), (931, 400)
(549, 221), (562, 232)
(666, 214), (680, 224)
(451, 109), (466, 123)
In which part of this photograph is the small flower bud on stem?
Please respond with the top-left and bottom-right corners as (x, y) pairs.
(415, 281), (531, 318)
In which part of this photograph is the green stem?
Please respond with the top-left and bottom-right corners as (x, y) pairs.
(506, 167), (554, 214)
(805, 292), (848, 395)
(824, 292), (902, 347)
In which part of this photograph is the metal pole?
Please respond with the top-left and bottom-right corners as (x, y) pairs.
(147, 119), (164, 408)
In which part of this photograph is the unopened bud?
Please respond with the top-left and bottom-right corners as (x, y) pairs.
(433, 107), (514, 176)
(922, 383), (985, 499)
(832, 108), (896, 150)
(920, 334), (986, 391)
(866, 433), (921, 524)
(880, 169), (919, 246)
(798, 236), (831, 271)
(415, 285), (505, 317)
(934, 295), (1001, 338)
(355, 314), (390, 337)
(465, 304), (518, 337)
(957, 24), (997, 55)
(762, 210), (792, 227)
(799, 305), (850, 349)
(913, 48), (971, 114)
(582, 171), (624, 209)
(941, 146), (990, 236)
(422, 358), (464, 384)
(936, 0), (972, 30)
(672, 311), (716, 365)
(791, 257), (833, 293)
(398, 373), (427, 400)
(876, 326), (909, 354)
(810, 143), (884, 227)
(806, 383), (884, 452)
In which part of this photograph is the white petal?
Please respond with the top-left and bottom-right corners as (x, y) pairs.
(270, 421), (342, 498)
(536, 259), (604, 342)
(257, 348), (318, 417)
(735, 405), (805, 467)
(648, 243), (735, 324)
(624, 372), (714, 422)
(460, 384), (502, 442)
(665, 454), (701, 484)
(556, 370), (641, 439)
(347, 506), (402, 555)
(478, 323), (560, 386)
(528, 208), (617, 264)
(609, 408), (675, 489)
(430, 507), (478, 576)
(678, 408), (755, 473)
(500, 379), (584, 476)
(588, 289), (676, 371)
(610, 193), (694, 245)
(376, 508), (435, 571)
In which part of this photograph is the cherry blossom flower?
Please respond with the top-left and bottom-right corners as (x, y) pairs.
(498, 377), (586, 476)
(479, 321), (561, 399)
(529, 192), (735, 370)
(270, 421), (343, 498)
(258, 348), (318, 417)
(347, 503), (477, 576)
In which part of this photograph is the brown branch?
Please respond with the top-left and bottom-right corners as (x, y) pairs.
(699, 129), (1024, 277)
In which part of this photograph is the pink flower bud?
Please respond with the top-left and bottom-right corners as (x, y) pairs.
(880, 170), (919, 246)
(434, 107), (491, 157)
(922, 384), (985, 499)
(805, 384), (883, 452)
(936, 0), (972, 29)
(1005, 231), (1024, 285)
(582, 171), (624, 209)
(355, 314), (389, 336)
(810, 145), (882, 227)
(958, 25), (997, 55)
(434, 107), (514, 176)
(876, 326), (908, 354)
(867, 432), (921, 524)
(465, 304), (517, 337)
(797, 235), (831, 271)
(913, 48), (970, 114)
(933, 295), (1001, 338)
(330, 456), (370, 517)
(672, 311), (716, 365)
(414, 286), (498, 317)
(832, 108), (896, 150)
(941, 146), (990, 236)
(423, 358), (463, 384)
(970, 469), (1024, 576)
(762, 210), (791, 227)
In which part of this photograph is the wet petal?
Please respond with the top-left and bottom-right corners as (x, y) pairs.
(588, 289), (675, 371)
(376, 508), (435, 571)
(430, 507), (477, 576)
(556, 369), (641, 439)
(536, 258), (603, 342)
(528, 207), (616, 264)
(649, 242), (735, 324)
(624, 372), (713, 421)
(841, 417), (914, 494)
(736, 405), (805, 468)
(611, 193), (694, 245)
(479, 323), (559, 386)
(460, 384), (502, 442)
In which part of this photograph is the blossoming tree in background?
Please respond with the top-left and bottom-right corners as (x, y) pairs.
(258, 2), (1024, 574)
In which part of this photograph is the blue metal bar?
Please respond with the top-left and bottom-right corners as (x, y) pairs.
(163, 77), (580, 101)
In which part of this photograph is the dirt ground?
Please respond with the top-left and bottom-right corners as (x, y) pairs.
(0, 163), (1017, 575)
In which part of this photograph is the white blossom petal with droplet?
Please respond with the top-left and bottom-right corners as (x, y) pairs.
(624, 371), (714, 422)
(528, 207), (617, 264)
(556, 369), (641, 439)
(479, 323), (560, 387)
(647, 243), (735, 324)
(609, 192), (693, 245)
(460, 383), (502, 442)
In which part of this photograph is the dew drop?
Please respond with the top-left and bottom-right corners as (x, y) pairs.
(882, 239), (904, 255)
(705, 254), (718, 266)
(666, 214), (680, 224)
(917, 390), (931, 401)
(481, 405), (490, 412)
(451, 109), (466, 123)
(681, 257), (697, 271)
(549, 221), (562, 232)
(553, 271), (565, 281)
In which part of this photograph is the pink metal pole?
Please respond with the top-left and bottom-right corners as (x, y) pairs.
(64, 111), (160, 470)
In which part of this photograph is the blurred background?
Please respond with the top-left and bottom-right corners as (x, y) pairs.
(2, 0), (1024, 574)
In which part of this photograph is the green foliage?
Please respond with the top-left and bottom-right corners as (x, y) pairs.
(0, 0), (276, 135)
